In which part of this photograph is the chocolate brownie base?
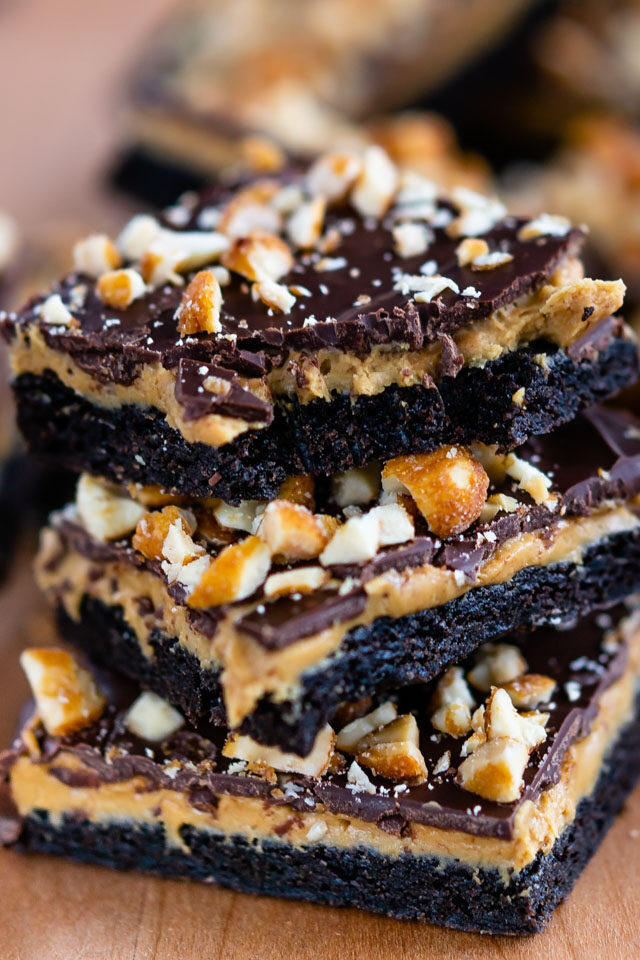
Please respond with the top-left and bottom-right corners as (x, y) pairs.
(13, 333), (638, 502)
(58, 527), (640, 754)
(14, 704), (640, 934)
(111, 147), (210, 209)
(0, 453), (75, 581)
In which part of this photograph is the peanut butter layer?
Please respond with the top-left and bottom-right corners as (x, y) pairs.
(5, 610), (638, 874)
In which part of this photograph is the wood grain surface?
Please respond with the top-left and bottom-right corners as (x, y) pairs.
(0, 2), (638, 958)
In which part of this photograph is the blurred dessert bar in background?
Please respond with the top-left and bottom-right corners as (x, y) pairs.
(112, 0), (532, 204)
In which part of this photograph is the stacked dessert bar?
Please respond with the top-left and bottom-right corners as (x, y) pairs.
(1, 147), (640, 934)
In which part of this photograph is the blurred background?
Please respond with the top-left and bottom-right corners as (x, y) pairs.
(1, 0), (639, 671)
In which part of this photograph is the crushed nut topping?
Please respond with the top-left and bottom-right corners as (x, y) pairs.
(392, 272), (459, 299)
(455, 237), (489, 266)
(125, 691), (185, 742)
(503, 452), (555, 506)
(431, 702), (473, 739)
(252, 278), (296, 314)
(501, 674), (556, 709)
(431, 666), (475, 710)
(133, 505), (197, 561)
(518, 213), (571, 241)
(259, 500), (330, 560)
(27, 140), (590, 373)
(175, 269), (223, 336)
(432, 750), (452, 776)
(457, 737), (530, 803)
(263, 565), (330, 598)
(332, 463), (381, 508)
(97, 268), (146, 309)
(479, 492), (520, 523)
(221, 229), (293, 282)
(73, 233), (121, 277)
(483, 687), (549, 748)
(346, 759), (377, 794)
(429, 666), (477, 738)
(213, 499), (264, 534)
(116, 214), (163, 261)
(76, 475), (146, 542)
(279, 474), (315, 511)
(39, 294), (75, 327)
(468, 643), (529, 692)
(306, 151), (362, 202)
(392, 221), (432, 258)
(382, 447), (489, 538)
(457, 687), (549, 802)
(319, 512), (380, 565)
(470, 251), (515, 271)
(286, 196), (326, 249)
(188, 536), (272, 607)
(351, 146), (398, 219)
(20, 648), (106, 737)
(336, 701), (398, 752)
(223, 724), (335, 778)
(356, 714), (427, 782)
(217, 181), (281, 238)
(140, 229), (230, 286)
(447, 187), (507, 238)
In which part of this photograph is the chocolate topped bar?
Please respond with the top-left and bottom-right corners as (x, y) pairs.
(1, 609), (629, 835)
(2, 149), (634, 501)
(38, 406), (640, 752)
(2, 606), (639, 933)
(8, 203), (584, 372)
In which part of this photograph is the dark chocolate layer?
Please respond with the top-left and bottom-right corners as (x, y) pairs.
(58, 527), (640, 755)
(12, 325), (638, 502)
(2, 188), (584, 383)
(12, 704), (640, 934)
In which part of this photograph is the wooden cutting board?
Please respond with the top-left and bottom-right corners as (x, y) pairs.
(0, 552), (638, 960)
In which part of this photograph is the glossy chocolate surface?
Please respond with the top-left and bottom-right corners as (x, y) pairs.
(1, 183), (585, 388)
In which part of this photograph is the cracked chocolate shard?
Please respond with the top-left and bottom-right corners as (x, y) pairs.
(3, 606), (639, 934)
(2, 147), (635, 502)
(37, 406), (640, 754)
